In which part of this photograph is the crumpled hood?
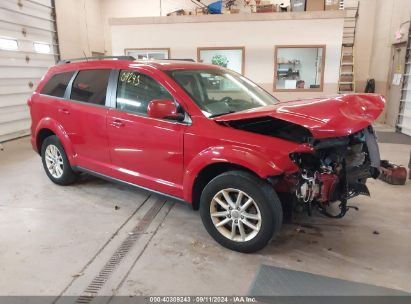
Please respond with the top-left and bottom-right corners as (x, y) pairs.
(214, 94), (385, 139)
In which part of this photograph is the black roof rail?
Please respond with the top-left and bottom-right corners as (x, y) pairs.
(58, 55), (135, 64)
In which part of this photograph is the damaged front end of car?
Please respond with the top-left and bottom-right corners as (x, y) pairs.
(215, 94), (385, 218)
(288, 126), (381, 218)
(220, 116), (382, 218)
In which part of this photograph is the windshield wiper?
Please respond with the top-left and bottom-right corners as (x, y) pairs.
(209, 111), (236, 118)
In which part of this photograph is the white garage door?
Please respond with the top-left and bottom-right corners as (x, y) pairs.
(0, 0), (58, 142)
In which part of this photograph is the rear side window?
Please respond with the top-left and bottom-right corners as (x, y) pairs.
(40, 71), (75, 98)
(70, 69), (111, 105)
(116, 70), (173, 115)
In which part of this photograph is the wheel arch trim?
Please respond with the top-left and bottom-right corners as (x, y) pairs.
(34, 117), (76, 164)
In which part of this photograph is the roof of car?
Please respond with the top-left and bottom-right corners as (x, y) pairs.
(51, 58), (221, 74)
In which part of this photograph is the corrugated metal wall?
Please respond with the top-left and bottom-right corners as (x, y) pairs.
(0, 0), (58, 142)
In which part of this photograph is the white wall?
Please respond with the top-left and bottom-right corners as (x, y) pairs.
(53, 0), (411, 120)
(55, 0), (105, 58)
(101, 0), (221, 55)
(110, 14), (344, 100)
(353, 0), (376, 92)
(354, 0), (411, 124)
(101, 0), (308, 55)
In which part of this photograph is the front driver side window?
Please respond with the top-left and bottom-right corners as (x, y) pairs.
(116, 70), (173, 115)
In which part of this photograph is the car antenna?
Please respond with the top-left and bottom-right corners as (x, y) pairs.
(82, 50), (88, 61)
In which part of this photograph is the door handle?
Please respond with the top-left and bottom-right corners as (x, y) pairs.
(110, 120), (125, 128)
(58, 108), (70, 115)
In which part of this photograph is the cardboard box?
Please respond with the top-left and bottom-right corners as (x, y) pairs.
(325, 0), (340, 10)
(306, 0), (324, 11)
(256, 4), (275, 13)
(195, 7), (205, 15)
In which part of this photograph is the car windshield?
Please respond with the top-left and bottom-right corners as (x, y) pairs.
(166, 69), (278, 118)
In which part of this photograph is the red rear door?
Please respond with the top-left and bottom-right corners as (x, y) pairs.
(60, 69), (112, 175)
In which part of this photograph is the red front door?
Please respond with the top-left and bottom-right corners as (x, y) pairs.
(106, 69), (187, 198)
(107, 111), (186, 197)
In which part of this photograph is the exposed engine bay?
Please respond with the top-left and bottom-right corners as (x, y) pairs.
(223, 116), (312, 144)
(289, 126), (381, 218)
(222, 116), (381, 219)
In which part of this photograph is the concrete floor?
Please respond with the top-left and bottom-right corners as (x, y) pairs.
(0, 136), (410, 299)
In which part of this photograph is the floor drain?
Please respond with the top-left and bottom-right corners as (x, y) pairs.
(75, 197), (166, 304)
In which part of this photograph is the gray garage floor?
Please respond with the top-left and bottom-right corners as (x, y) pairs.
(0, 136), (410, 299)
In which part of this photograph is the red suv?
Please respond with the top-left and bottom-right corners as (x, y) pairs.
(28, 56), (385, 252)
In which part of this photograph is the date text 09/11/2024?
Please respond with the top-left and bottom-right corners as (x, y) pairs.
(148, 296), (257, 303)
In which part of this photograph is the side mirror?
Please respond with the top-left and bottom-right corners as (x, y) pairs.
(147, 99), (185, 121)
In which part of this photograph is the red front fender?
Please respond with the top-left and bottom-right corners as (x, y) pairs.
(182, 145), (284, 202)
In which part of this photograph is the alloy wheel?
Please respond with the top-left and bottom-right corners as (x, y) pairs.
(210, 188), (262, 242)
(44, 144), (64, 179)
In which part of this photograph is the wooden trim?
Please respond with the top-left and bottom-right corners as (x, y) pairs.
(273, 44), (326, 92)
(124, 48), (171, 59)
(197, 46), (245, 75)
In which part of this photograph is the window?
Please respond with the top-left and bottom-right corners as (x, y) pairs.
(197, 47), (245, 74)
(0, 38), (18, 50)
(71, 70), (111, 105)
(274, 45), (325, 91)
(34, 42), (51, 54)
(125, 48), (170, 60)
(40, 71), (75, 98)
(116, 70), (173, 115)
(167, 69), (277, 118)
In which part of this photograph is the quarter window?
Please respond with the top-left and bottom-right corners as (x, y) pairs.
(116, 70), (173, 115)
(40, 71), (75, 98)
(71, 69), (111, 105)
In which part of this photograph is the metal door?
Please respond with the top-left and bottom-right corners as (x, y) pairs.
(397, 29), (411, 136)
(387, 43), (407, 128)
(0, 0), (58, 142)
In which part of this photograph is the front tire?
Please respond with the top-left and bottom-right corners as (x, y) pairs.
(41, 135), (78, 185)
(200, 171), (283, 253)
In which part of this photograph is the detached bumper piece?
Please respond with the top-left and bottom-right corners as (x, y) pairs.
(379, 160), (407, 185)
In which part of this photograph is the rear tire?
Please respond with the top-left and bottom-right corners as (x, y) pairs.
(200, 170), (282, 253)
(41, 135), (78, 185)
